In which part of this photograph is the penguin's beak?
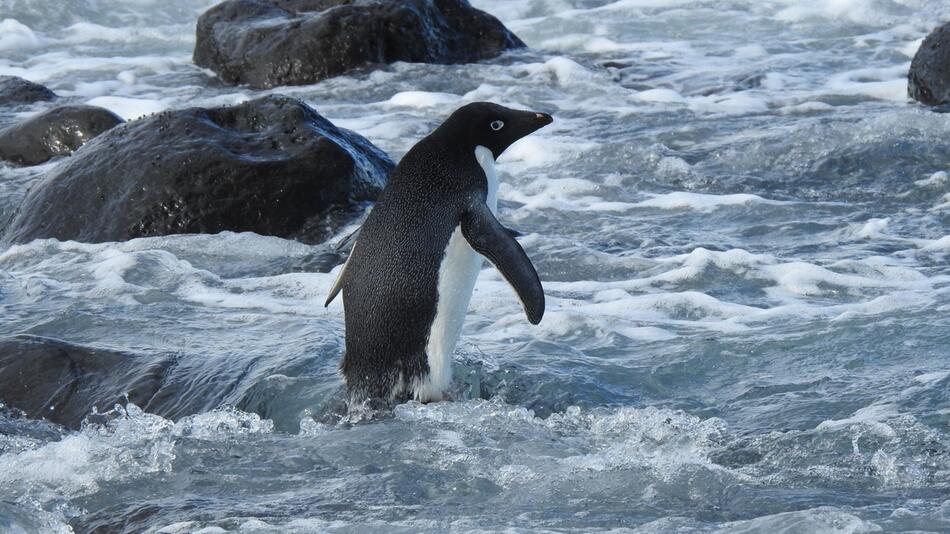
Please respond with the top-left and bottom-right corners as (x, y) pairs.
(515, 110), (552, 139)
(533, 112), (553, 126)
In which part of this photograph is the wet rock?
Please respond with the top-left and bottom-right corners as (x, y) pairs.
(2, 95), (393, 244)
(0, 105), (123, 166)
(0, 335), (172, 429)
(909, 22), (950, 106)
(0, 335), (331, 430)
(0, 76), (56, 106)
(193, 0), (525, 88)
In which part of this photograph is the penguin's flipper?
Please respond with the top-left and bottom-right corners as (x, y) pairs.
(325, 226), (363, 307)
(336, 225), (362, 252)
(324, 255), (349, 307)
(461, 202), (544, 324)
(505, 226), (523, 238)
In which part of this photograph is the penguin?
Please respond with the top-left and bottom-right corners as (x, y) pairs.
(325, 102), (552, 404)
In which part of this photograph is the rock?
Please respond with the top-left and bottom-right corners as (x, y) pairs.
(0, 76), (57, 106)
(909, 22), (950, 106)
(2, 95), (393, 245)
(0, 105), (123, 166)
(0, 334), (333, 431)
(194, 0), (525, 88)
(0, 335), (171, 429)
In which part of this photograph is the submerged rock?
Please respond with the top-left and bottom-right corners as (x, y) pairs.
(194, 0), (525, 88)
(0, 76), (56, 106)
(0, 335), (334, 430)
(909, 22), (950, 106)
(2, 95), (393, 244)
(0, 105), (123, 166)
(0, 335), (171, 429)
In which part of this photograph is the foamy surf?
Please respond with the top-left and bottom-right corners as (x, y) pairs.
(1, 0), (949, 531)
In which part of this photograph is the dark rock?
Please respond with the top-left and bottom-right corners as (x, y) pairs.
(909, 22), (950, 106)
(2, 95), (393, 245)
(0, 105), (123, 166)
(0, 335), (172, 429)
(0, 335), (335, 431)
(194, 0), (525, 88)
(0, 76), (57, 106)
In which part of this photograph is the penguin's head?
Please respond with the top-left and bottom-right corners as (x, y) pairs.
(438, 102), (553, 160)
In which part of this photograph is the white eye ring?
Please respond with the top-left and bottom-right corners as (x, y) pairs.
(490, 120), (504, 131)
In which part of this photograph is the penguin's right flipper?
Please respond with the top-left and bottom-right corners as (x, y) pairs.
(505, 226), (523, 238)
(461, 202), (544, 324)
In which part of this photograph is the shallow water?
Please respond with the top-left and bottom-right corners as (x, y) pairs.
(1, 0), (950, 532)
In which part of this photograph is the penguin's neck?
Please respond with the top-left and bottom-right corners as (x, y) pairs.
(474, 145), (498, 214)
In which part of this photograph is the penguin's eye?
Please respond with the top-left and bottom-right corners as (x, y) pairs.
(490, 120), (504, 131)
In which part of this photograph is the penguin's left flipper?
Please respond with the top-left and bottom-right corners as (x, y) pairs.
(335, 225), (362, 252)
(325, 227), (361, 307)
(461, 202), (544, 324)
(324, 256), (349, 307)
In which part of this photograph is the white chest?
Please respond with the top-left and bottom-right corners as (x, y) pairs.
(413, 146), (497, 401)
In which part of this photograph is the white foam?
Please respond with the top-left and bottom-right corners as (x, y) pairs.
(473, 282), (759, 338)
(652, 248), (766, 283)
(386, 91), (460, 109)
(326, 113), (413, 146)
(72, 80), (123, 98)
(764, 261), (903, 296)
(0, 235), (340, 317)
(539, 34), (692, 58)
(826, 66), (910, 102)
(500, 176), (633, 212)
(117, 70), (137, 85)
(0, 404), (175, 499)
(1, 53), (187, 91)
(934, 193), (950, 212)
(466, 243), (944, 343)
(520, 57), (596, 86)
(734, 44), (768, 59)
(713, 508), (881, 534)
(853, 217), (890, 239)
(911, 370), (950, 386)
(498, 135), (599, 168)
(816, 403), (898, 437)
(599, 0), (705, 9)
(85, 96), (166, 120)
(0, 19), (44, 51)
(687, 92), (770, 115)
(62, 22), (189, 45)
(173, 408), (274, 439)
(174, 271), (332, 315)
(774, 0), (900, 26)
(632, 192), (789, 212)
(915, 171), (948, 188)
(0, 404), (273, 519)
(635, 88), (686, 104)
(920, 235), (950, 252)
(394, 399), (729, 488)
(899, 38), (924, 59)
(779, 101), (834, 114)
(656, 156), (692, 176)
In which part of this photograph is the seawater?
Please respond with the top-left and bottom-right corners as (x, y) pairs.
(1, 0), (949, 532)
